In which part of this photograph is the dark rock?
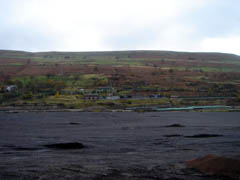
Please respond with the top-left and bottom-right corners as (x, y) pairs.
(165, 124), (185, 128)
(69, 122), (80, 125)
(3, 145), (40, 151)
(164, 134), (182, 137)
(13, 147), (41, 151)
(44, 142), (85, 150)
(184, 134), (223, 138)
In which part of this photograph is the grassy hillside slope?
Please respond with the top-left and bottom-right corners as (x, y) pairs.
(0, 50), (240, 110)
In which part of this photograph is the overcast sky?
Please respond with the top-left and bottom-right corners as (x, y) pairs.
(0, 0), (240, 54)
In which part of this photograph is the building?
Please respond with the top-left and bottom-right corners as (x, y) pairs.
(106, 96), (120, 100)
(6, 85), (17, 92)
(83, 94), (100, 101)
(96, 87), (114, 93)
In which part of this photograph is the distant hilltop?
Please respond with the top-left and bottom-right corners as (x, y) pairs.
(0, 49), (240, 62)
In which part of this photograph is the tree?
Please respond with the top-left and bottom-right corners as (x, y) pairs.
(15, 80), (24, 89)
(94, 66), (99, 72)
(168, 69), (174, 90)
(55, 91), (60, 97)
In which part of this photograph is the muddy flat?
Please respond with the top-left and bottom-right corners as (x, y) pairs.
(0, 112), (240, 179)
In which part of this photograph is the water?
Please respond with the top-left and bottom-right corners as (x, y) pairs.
(0, 112), (239, 179)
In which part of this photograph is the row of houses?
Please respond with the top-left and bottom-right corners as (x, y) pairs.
(59, 87), (114, 95)
(0, 85), (172, 101)
(83, 94), (120, 101)
(83, 94), (166, 101)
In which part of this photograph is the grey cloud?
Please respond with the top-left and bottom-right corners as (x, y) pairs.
(0, 0), (240, 53)
(102, 24), (165, 50)
(103, 0), (240, 51)
(180, 0), (240, 37)
(0, 23), (60, 51)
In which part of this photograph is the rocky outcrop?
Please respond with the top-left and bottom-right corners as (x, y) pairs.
(44, 142), (85, 150)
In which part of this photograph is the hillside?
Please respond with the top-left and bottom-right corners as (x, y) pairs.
(1, 49), (240, 62)
(0, 50), (240, 110)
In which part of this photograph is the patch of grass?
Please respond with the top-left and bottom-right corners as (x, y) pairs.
(0, 63), (25, 66)
(176, 66), (240, 72)
(12, 74), (108, 90)
(117, 98), (170, 107)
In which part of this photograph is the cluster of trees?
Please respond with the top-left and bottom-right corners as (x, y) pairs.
(0, 75), (67, 103)
(3, 78), (65, 94)
(24, 79), (65, 93)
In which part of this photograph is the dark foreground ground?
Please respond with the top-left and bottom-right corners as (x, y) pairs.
(0, 112), (240, 180)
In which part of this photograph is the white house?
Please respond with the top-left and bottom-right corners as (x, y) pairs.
(6, 85), (17, 92)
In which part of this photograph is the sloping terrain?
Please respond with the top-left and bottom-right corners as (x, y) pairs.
(0, 50), (240, 109)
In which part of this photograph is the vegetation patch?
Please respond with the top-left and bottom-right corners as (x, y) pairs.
(186, 154), (240, 178)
